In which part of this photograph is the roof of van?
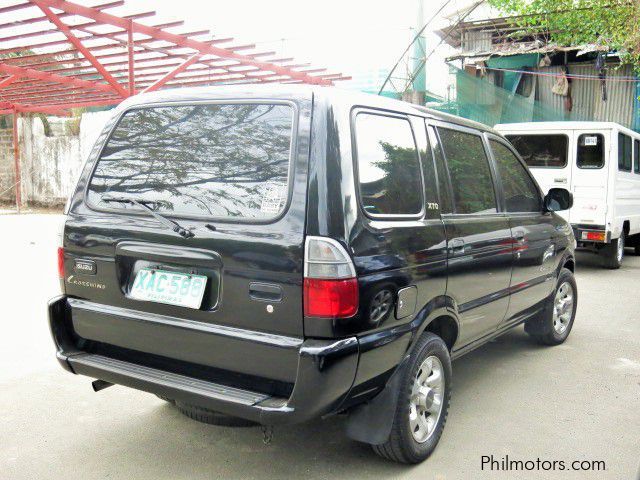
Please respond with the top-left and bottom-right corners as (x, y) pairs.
(114, 84), (499, 135)
(495, 121), (637, 135)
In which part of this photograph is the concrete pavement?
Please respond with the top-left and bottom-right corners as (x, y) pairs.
(1, 214), (638, 480)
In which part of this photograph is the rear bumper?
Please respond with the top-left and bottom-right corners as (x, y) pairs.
(48, 295), (360, 425)
(572, 224), (610, 245)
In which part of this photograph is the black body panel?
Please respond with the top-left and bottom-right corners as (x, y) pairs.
(48, 85), (576, 425)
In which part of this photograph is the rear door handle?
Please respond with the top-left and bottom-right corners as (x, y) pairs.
(249, 282), (283, 302)
(514, 229), (526, 241)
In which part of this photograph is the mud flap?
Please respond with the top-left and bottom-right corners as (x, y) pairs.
(344, 355), (410, 445)
(524, 292), (555, 336)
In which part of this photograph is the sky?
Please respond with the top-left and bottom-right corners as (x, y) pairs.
(137, 0), (470, 95)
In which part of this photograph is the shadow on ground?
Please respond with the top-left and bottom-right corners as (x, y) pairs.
(52, 329), (546, 479)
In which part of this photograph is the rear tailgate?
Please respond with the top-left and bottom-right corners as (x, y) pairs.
(62, 96), (311, 384)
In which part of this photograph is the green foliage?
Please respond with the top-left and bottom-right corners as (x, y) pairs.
(369, 142), (423, 213)
(487, 0), (640, 69)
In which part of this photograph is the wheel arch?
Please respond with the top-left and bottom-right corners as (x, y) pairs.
(410, 296), (460, 352)
(345, 296), (458, 446)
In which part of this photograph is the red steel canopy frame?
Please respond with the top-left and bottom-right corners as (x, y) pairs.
(0, 0), (350, 211)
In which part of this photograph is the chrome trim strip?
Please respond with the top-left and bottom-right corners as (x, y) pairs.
(68, 298), (303, 349)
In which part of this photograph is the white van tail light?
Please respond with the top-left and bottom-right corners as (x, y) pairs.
(303, 236), (358, 318)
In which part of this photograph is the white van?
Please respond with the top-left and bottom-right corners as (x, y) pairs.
(495, 121), (640, 268)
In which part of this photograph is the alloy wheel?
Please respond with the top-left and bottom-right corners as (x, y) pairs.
(552, 281), (574, 334)
(409, 355), (445, 443)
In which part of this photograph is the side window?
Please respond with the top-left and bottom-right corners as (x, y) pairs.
(427, 124), (453, 214)
(635, 139), (640, 174)
(577, 134), (605, 169)
(490, 140), (541, 213)
(506, 134), (568, 168)
(618, 133), (632, 172)
(437, 127), (497, 214)
(355, 113), (423, 216)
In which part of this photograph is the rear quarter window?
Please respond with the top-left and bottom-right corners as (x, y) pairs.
(86, 103), (295, 220)
(354, 112), (424, 217)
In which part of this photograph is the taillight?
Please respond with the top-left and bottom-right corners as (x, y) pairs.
(582, 231), (606, 242)
(303, 237), (358, 318)
(57, 246), (65, 279)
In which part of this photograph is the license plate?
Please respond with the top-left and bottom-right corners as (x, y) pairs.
(130, 268), (207, 309)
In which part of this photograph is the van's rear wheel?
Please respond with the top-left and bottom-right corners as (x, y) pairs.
(601, 235), (624, 269)
(371, 332), (451, 464)
(175, 402), (258, 427)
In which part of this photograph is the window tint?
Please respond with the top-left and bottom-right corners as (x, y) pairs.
(618, 133), (632, 172)
(490, 140), (541, 213)
(355, 113), (423, 216)
(87, 103), (294, 220)
(438, 128), (497, 214)
(506, 134), (568, 168)
(577, 133), (605, 169)
(635, 139), (640, 174)
(427, 124), (453, 214)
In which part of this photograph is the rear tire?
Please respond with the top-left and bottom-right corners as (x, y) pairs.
(175, 402), (258, 427)
(371, 332), (451, 464)
(526, 268), (577, 345)
(601, 235), (624, 269)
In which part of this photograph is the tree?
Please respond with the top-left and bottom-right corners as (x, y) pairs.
(487, 0), (640, 70)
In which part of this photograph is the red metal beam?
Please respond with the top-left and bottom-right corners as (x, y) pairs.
(0, 11), (160, 56)
(142, 54), (201, 93)
(17, 97), (120, 109)
(33, 0), (330, 85)
(127, 19), (135, 95)
(0, 2), (30, 15)
(0, 20), (187, 67)
(0, 7), (152, 44)
(0, 62), (116, 93)
(31, 0), (130, 97)
(0, 75), (19, 89)
(14, 104), (72, 116)
(0, 1), (124, 31)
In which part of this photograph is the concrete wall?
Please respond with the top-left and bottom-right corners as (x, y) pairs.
(0, 110), (111, 206)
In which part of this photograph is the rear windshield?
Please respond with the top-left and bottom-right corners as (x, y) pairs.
(506, 134), (568, 168)
(87, 103), (295, 220)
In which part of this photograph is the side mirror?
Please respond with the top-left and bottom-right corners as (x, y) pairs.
(544, 188), (573, 212)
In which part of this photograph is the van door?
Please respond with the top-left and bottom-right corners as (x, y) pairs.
(569, 130), (610, 227)
(486, 136), (556, 321)
(63, 99), (310, 383)
(432, 124), (512, 347)
(504, 131), (572, 222)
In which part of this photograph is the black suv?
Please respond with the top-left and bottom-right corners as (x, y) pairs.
(49, 86), (577, 464)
